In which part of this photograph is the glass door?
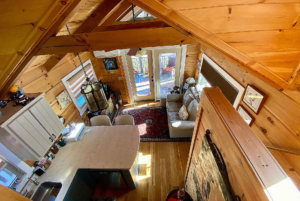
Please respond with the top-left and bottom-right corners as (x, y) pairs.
(126, 50), (155, 101)
(154, 48), (182, 99)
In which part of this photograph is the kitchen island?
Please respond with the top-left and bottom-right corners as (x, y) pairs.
(35, 125), (140, 201)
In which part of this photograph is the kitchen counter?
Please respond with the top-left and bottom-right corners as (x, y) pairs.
(35, 125), (140, 201)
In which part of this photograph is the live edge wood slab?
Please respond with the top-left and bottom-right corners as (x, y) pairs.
(35, 125), (140, 201)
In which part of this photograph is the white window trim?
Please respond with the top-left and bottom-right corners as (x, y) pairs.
(119, 45), (187, 102)
(61, 59), (97, 116)
(201, 54), (245, 109)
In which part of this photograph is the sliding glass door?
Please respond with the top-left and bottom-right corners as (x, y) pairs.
(154, 48), (182, 99)
(126, 50), (155, 101)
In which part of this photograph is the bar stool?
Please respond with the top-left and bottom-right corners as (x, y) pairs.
(114, 115), (135, 125)
(90, 115), (112, 126)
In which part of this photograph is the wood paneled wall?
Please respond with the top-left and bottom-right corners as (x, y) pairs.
(96, 56), (130, 103)
(184, 45), (199, 81)
(157, 0), (300, 84)
(14, 52), (101, 126)
(201, 45), (300, 190)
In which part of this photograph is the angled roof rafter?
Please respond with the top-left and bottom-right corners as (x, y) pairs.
(128, 0), (289, 90)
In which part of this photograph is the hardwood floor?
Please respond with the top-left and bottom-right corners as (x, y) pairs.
(121, 101), (161, 109)
(93, 141), (191, 201)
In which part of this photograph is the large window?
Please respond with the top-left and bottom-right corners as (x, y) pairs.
(0, 158), (24, 188)
(62, 59), (97, 115)
(196, 54), (244, 109)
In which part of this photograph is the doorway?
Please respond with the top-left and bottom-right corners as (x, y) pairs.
(154, 48), (182, 99)
(126, 50), (155, 101)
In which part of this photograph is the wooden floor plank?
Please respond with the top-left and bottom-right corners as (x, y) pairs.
(113, 142), (190, 201)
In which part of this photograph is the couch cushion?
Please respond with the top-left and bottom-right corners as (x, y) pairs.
(187, 99), (199, 121)
(182, 88), (195, 107)
(166, 102), (182, 112)
(178, 105), (189, 120)
(168, 112), (180, 121)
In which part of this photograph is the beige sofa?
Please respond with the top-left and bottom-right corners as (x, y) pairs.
(166, 87), (200, 138)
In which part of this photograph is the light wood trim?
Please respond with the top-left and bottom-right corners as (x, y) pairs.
(93, 20), (169, 32)
(129, 0), (290, 90)
(267, 146), (300, 156)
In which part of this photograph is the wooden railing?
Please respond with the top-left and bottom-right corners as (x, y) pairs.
(185, 87), (299, 201)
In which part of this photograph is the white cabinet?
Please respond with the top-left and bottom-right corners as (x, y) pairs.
(0, 93), (65, 161)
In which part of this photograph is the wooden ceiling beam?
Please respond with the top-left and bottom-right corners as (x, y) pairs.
(0, 0), (82, 99)
(93, 20), (169, 32)
(36, 27), (197, 55)
(74, 0), (122, 34)
(97, 0), (132, 27)
(43, 54), (66, 72)
(128, 0), (290, 90)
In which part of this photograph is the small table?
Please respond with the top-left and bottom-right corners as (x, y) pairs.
(166, 189), (193, 201)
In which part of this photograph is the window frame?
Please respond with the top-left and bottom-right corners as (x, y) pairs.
(61, 59), (97, 116)
(198, 54), (245, 109)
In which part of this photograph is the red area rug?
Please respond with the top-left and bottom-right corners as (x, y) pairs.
(114, 107), (191, 142)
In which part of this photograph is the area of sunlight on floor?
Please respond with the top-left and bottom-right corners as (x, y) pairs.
(137, 153), (151, 182)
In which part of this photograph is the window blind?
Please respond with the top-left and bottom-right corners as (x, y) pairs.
(67, 64), (95, 108)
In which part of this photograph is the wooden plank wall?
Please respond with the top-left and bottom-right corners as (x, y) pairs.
(201, 45), (300, 191)
(14, 52), (101, 126)
(158, 0), (300, 84)
(184, 44), (199, 81)
(96, 56), (130, 103)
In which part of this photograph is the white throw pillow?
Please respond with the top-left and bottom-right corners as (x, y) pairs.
(187, 99), (199, 121)
(178, 105), (189, 120)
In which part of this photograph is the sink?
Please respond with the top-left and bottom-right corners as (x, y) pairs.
(31, 182), (62, 201)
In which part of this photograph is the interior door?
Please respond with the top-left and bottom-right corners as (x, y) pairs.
(154, 48), (182, 99)
(126, 50), (155, 101)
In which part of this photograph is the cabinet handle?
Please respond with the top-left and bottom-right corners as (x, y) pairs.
(49, 137), (53, 142)
(52, 134), (56, 139)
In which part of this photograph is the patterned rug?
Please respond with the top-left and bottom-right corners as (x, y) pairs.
(115, 107), (191, 142)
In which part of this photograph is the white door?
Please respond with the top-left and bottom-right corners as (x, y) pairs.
(154, 48), (182, 99)
(126, 50), (155, 101)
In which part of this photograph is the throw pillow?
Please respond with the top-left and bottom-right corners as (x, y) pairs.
(182, 88), (195, 107)
(187, 99), (199, 121)
(178, 105), (189, 120)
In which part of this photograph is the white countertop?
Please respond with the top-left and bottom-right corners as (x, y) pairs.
(35, 125), (140, 201)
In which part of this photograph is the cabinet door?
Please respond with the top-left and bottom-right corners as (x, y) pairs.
(29, 98), (64, 140)
(8, 114), (47, 157)
(23, 111), (54, 146)
(39, 98), (65, 138)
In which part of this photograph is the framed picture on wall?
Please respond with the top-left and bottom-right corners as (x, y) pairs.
(56, 90), (71, 109)
(242, 84), (267, 114)
(237, 105), (254, 126)
(103, 58), (118, 70)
